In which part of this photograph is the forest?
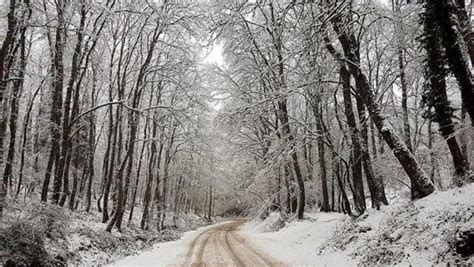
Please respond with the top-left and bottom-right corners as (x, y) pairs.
(0, 0), (473, 266)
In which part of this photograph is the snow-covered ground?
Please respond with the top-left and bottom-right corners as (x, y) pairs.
(244, 183), (474, 266)
(112, 221), (229, 266)
(111, 184), (473, 266)
(243, 212), (356, 266)
(0, 199), (209, 266)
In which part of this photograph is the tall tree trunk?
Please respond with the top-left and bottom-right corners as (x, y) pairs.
(17, 78), (42, 197)
(57, 3), (87, 207)
(129, 128), (146, 225)
(153, 141), (164, 230)
(427, 117), (438, 184)
(85, 71), (97, 212)
(43, 0), (66, 204)
(422, 3), (472, 186)
(1, 0), (29, 218)
(102, 111), (117, 222)
(340, 66), (366, 214)
(85, 118), (95, 212)
(312, 96), (330, 212)
(159, 141), (173, 230)
(107, 25), (161, 232)
(207, 185), (212, 221)
(3, 11), (29, 199)
(370, 120), (378, 159)
(460, 107), (468, 160)
(393, 0), (413, 152)
(453, 0), (474, 64)
(356, 99), (388, 209)
(429, 0), (474, 125)
(0, 2), (18, 188)
(283, 163), (296, 214)
(141, 121), (157, 230)
(325, 13), (434, 199)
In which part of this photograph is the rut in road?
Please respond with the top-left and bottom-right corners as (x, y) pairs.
(183, 220), (285, 266)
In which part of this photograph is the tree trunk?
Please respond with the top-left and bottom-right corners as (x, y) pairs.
(325, 14), (434, 199)
(43, 0), (66, 204)
(153, 140), (164, 230)
(207, 185), (212, 221)
(3, 16), (28, 199)
(393, 0), (413, 152)
(102, 113), (117, 222)
(17, 78), (41, 197)
(0, 0), (21, 218)
(129, 133), (146, 225)
(340, 66), (366, 214)
(312, 97), (330, 212)
(431, 0), (474, 125)
(422, 3), (472, 186)
(427, 118), (438, 185)
(0, 3), (18, 193)
(85, 72), (97, 212)
(141, 121), (157, 230)
(356, 99), (389, 209)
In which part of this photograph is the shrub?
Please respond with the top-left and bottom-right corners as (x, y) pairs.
(0, 221), (57, 266)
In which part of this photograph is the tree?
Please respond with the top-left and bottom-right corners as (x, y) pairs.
(421, 0), (472, 186)
(324, 2), (434, 199)
(41, 0), (66, 204)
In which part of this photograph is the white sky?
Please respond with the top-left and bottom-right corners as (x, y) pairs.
(202, 42), (225, 66)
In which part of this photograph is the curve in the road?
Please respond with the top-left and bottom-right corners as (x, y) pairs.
(183, 220), (284, 267)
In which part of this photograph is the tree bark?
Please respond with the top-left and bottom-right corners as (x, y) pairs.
(356, 99), (389, 209)
(340, 66), (366, 214)
(3, 6), (29, 200)
(42, 0), (66, 204)
(310, 93), (330, 212)
(422, 2), (472, 186)
(324, 11), (434, 199)
(141, 121), (157, 230)
(393, 0), (413, 152)
(430, 0), (474, 125)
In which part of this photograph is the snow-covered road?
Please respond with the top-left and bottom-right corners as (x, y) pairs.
(182, 219), (283, 266)
(112, 213), (354, 266)
(113, 219), (284, 266)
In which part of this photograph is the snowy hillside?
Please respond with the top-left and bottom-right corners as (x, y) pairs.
(244, 184), (474, 266)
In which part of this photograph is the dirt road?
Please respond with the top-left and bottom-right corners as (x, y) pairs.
(182, 220), (284, 266)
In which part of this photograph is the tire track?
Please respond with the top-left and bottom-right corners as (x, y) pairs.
(222, 226), (245, 266)
(228, 230), (277, 266)
(182, 219), (284, 267)
(184, 226), (216, 266)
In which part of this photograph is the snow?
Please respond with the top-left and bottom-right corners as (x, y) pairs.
(111, 221), (226, 266)
(243, 212), (357, 266)
(109, 184), (473, 266)
(321, 183), (474, 265)
(0, 197), (209, 266)
(241, 184), (474, 266)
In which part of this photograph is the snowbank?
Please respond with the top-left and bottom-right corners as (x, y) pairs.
(243, 212), (356, 266)
(322, 183), (474, 265)
(243, 184), (474, 266)
(0, 200), (208, 266)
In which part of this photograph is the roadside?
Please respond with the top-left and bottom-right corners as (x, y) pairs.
(242, 212), (356, 266)
(114, 219), (284, 266)
(112, 221), (230, 266)
(0, 199), (208, 266)
(244, 184), (474, 266)
(110, 184), (473, 266)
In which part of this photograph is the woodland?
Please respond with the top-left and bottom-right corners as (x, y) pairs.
(0, 0), (473, 265)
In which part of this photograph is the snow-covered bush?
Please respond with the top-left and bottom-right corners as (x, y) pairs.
(0, 221), (59, 266)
